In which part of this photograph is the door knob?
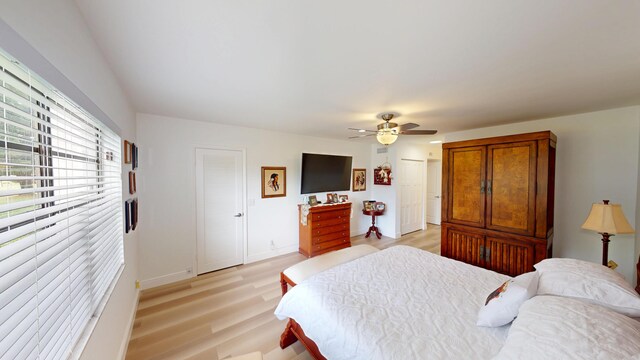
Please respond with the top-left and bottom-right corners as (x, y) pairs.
(234, 213), (243, 217)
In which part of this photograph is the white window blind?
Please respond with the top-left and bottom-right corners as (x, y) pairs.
(0, 49), (123, 359)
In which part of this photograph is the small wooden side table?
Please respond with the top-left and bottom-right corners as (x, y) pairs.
(362, 209), (385, 239)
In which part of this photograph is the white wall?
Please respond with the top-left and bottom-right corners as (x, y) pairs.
(136, 113), (372, 287)
(369, 139), (435, 238)
(443, 106), (640, 282)
(0, 1), (139, 359)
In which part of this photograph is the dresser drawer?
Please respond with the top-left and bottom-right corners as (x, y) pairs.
(310, 223), (349, 236)
(311, 216), (349, 229)
(312, 230), (348, 244)
(310, 209), (350, 222)
(312, 237), (349, 252)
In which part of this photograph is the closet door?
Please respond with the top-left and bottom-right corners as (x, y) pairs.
(447, 146), (486, 228)
(486, 141), (537, 236)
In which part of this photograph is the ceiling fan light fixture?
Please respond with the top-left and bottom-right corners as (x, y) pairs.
(377, 129), (398, 145)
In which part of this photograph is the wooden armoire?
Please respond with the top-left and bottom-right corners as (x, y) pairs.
(441, 131), (556, 276)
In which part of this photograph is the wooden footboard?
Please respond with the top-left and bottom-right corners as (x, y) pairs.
(279, 271), (326, 359)
(280, 319), (326, 360)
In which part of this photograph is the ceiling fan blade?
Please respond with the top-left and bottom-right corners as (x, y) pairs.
(348, 128), (377, 132)
(348, 134), (377, 139)
(399, 130), (438, 135)
(397, 123), (419, 131)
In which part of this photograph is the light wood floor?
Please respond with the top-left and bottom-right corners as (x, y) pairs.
(125, 225), (441, 360)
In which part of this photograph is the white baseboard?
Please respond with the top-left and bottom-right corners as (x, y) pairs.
(118, 288), (140, 360)
(351, 228), (367, 237)
(246, 244), (299, 264)
(140, 269), (193, 290)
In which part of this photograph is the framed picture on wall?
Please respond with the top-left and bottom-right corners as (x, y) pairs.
(130, 199), (138, 231)
(125, 200), (131, 233)
(352, 168), (366, 191)
(124, 140), (132, 164)
(131, 143), (138, 170)
(374, 167), (391, 185)
(261, 166), (286, 198)
(129, 171), (136, 194)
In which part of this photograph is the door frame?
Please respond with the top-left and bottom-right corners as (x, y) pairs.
(193, 146), (248, 275)
(426, 159), (442, 225)
(399, 158), (426, 235)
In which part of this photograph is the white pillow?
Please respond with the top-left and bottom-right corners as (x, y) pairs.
(494, 296), (640, 360)
(476, 271), (538, 327)
(534, 257), (640, 317)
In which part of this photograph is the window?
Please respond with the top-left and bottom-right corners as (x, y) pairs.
(0, 49), (123, 359)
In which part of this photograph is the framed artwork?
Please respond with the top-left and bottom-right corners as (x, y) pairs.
(130, 199), (138, 231)
(352, 168), (366, 191)
(308, 195), (318, 206)
(131, 143), (138, 170)
(339, 195), (349, 203)
(261, 166), (286, 198)
(374, 167), (391, 185)
(129, 172), (136, 194)
(124, 140), (131, 164)
(124, 200), (131, 233)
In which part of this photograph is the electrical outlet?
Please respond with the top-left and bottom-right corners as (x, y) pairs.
(186, 267), (192, 274)
(607, 260), (618, 270)
(135, 280), (140, 289)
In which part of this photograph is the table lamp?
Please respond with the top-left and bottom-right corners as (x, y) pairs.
(581, 200), (634, 266)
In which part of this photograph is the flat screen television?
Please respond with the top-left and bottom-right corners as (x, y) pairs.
(300, 153), (353, 194)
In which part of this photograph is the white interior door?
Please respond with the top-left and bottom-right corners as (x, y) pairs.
(196, 148), (244, 274)
(400, 159), (425, 235)
(427, 160), (442, 225)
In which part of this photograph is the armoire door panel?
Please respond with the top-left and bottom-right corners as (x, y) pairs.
(445, 228), (484, 267)
(485, 236), (534, 276)
(486, 141), (537, 236)
(448, 146), (486, 227)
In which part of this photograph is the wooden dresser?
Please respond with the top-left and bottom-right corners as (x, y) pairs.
(298, 203), (351, 257)
(441, 131), (556, 276)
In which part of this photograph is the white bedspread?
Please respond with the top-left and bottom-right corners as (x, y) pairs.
(274, 245), (511, 359)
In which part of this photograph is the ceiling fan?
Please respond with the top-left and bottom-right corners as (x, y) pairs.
(349, 113), (438, 145)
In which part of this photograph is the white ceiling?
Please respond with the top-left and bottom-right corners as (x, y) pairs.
(75, 0), (640, 140)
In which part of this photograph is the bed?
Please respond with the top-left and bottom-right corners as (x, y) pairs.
(275, 245), (640, 359)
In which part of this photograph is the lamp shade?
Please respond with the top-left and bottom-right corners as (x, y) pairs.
(376, 129), (398, 145)
(581, 202), (635, 234)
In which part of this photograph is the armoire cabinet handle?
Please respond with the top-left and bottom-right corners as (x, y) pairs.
(485, 248), (491, 262)
(487, 180), (492, 194)
(480, 180), (485, 193)
(479, 245), (484, 259)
